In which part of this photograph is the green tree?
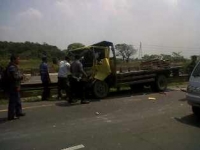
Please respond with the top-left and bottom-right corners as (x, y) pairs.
(0, 41), (64, 60)
(171, 51), (185, 62)
(160, 54), (172, 61)
(67, 43), (85, 50)
(142, 54), (160, 60)
(115, 44), (137, 62)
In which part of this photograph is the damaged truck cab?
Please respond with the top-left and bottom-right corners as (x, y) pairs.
(68, 41), (175, 99)
(68, 41), (116, 98)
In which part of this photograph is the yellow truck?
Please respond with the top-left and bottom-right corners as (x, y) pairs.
(68, 41), (179, 99)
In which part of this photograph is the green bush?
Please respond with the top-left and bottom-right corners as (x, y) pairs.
(0, 60), (9, 69)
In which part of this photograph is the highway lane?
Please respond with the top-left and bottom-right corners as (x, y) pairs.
(0, 90), (200, 150)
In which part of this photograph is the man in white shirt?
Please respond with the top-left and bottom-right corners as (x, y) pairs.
(57, 56), (71, 100)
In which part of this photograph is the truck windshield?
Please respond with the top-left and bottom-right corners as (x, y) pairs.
(192, 62), (200, 77)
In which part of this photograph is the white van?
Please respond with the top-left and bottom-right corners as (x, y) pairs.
(186, 60), (200, 116)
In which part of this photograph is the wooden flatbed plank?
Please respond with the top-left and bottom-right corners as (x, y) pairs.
(117, 68), (171, 78)
(117, 78), (155, 86)
(117, 74), (156, 82)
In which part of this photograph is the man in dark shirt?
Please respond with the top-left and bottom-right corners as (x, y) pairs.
(69, 55), (90, 104)
(7, 54), (25, 120)
(40, 56), (51, 100)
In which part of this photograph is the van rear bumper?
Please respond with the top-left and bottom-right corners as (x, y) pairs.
(186, 93), (200, 107)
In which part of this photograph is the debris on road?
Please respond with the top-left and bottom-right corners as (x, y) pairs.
(95, 112), (100, 115)
(148, 97), (156, 100)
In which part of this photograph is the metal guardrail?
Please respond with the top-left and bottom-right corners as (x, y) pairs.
(21, 83), (57, 91)
(0, 75), (189, 93)
(0, 76), (188, 98)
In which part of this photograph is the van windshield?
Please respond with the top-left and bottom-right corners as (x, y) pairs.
(192, 62), (200, 77)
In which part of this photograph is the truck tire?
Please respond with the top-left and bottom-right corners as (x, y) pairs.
(151, 75), (167, 92)
(93, 80), (109, 99)
(192, 106), (200, 116)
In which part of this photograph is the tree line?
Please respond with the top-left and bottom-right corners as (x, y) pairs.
(142, 52), (187, 62)
(0, 41), (64, 60)
(0, 41), (196, 75)
(0, 41), (190, 63)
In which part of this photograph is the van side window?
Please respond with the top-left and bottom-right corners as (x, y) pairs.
(192, 62), (200, 77)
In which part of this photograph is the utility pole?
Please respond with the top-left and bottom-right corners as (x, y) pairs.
(138, 42), (142, 59)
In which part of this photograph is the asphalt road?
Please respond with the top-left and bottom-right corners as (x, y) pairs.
(0, 89), (200, 150)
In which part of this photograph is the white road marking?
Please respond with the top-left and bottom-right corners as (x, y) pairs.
(61, 144), (85, 150)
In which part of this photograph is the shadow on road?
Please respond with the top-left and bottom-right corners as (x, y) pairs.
(54, 87), (179, 107)
(179, 98), (187, 102)
(55, 98), (101, 107)
(175, 114), (200, 128)
(0, 117), (8, 124)
(107, 87), (178, 99)
(55, 101), (79, 107)
(107, 87), (152, 99)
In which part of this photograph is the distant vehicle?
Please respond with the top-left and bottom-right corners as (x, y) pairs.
(68, 41), (180, 99)
(186, 60), (200, 116)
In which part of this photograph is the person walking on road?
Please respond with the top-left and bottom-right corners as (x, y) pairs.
(7, 54), (25, 120)
(57, 56), (71, 100)
(69, 55), (90, 104)
(39, 55), (51, 101)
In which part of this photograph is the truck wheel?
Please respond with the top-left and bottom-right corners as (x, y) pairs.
(192, 106), (200, 116)
(93, 80), (109, 99)
(151, 75), (167, 92)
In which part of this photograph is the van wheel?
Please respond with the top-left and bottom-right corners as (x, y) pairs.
(93, 80), (109, 99)
(151, 75), (167, 92)
(192, 106), (200, 116)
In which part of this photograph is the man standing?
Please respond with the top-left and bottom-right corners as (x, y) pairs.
(40, 56), (51, 100)
(7, 54), (25, 120)
(70, 55), (90, 104)
(57, 56), (71, 100)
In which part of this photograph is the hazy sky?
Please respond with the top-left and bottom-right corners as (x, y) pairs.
(0, 0), (200, 57)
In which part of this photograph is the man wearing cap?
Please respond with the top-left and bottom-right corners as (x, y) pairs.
(39, 56), (51, 100)
(57, 56), (71, 100)
(69, 55), (90, 104)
